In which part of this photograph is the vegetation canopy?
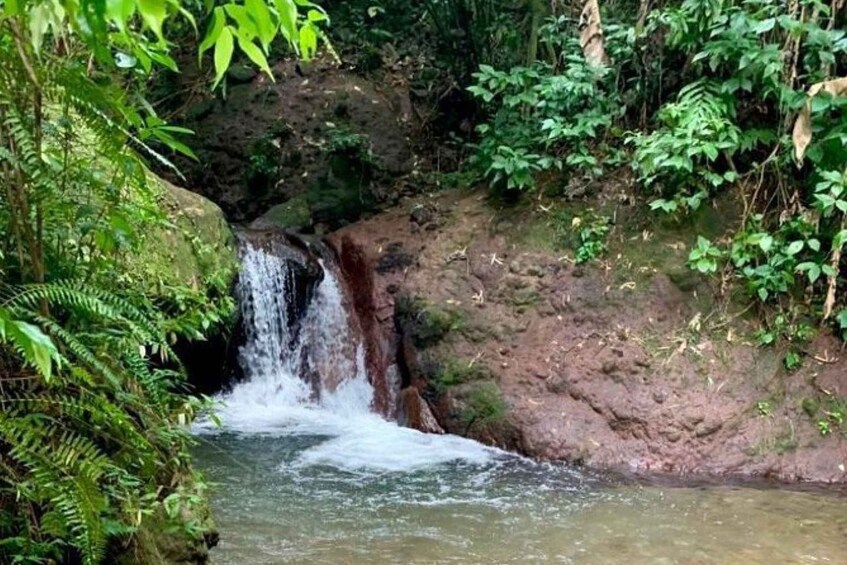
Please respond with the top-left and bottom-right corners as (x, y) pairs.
(1, 0), (846, 561)
(0, 0), (324, 562)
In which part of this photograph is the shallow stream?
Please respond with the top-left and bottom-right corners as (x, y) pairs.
(193, 386), (847, 565)
(197, 236), (847, 564)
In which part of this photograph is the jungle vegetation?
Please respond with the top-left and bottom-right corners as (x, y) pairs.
(1, 0), (846, 562)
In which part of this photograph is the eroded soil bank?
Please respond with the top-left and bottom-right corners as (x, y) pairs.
(333, 188), (847, 483)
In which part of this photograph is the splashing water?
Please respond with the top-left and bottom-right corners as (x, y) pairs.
(229, 239), (311, 407)
(196, 237), (498, 472)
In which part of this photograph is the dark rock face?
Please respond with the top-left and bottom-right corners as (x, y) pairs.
(165, 60), (416, 225)
(175, 331), (241, 396)
(241, 229), (324, 332)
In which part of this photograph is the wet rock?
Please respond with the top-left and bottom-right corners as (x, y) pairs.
(399, 387), (445, 434)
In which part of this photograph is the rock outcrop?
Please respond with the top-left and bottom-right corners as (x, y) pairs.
(333, 189), (847, 483)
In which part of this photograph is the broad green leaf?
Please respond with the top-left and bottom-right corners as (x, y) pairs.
(148, 49), (178, 71)
(752, 18), (776, 34)
(213, 26), (235, 89)
(138, 0), (168, 41)
(225, 4), (259, 38)
(307, 8), (326, 22)
(837, 309), (847, 330)
(1, 316), (59, 381)
(107, 0), (135, 31)
(199, 7), (225, 58)
(275, 0), (298, 44)
(245, 0), (276, 52)
(785, 240), (804, 255)
(796, 262), (821, 283)
(299, 22), (318, 59)
(29, 2), (50, 53)
(178, 5), (197, 33)
(236, 30), (274, 79)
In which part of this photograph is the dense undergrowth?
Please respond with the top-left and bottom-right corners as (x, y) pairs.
(452, 0), (847, 351)
(1, 0), (846, 561)
(328, 0), (846, 351)
(0, 1), (324, 563)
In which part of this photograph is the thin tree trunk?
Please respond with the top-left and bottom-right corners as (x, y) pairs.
(579, 0), (608, 66)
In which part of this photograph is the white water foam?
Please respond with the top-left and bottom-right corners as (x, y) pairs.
(196, 238), (499, 473)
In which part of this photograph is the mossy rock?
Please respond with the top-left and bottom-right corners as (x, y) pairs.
(250, 194), (312, 232)
(112, 483), (218, 565)
(128, 177), (238, 296)
(396, 295), (465, 348)
(308, 152), (377, 228)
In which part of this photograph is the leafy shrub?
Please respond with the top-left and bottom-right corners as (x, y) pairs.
(467, 19), (629, 193)
(0, 0), (325, 561)
(572, 212), (611, 264)
(642, 0), (847, 336)
(461, 382), (507, 429)
(688, 236), (724, 274)
(629, 80), (743, 215)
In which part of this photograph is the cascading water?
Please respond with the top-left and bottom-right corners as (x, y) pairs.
(198, 235), (496, 470)
(231, 237), (368, 409)
(231, 239), (312, 406)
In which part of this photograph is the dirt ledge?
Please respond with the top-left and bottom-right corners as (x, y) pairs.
(334, 188), (847, 484)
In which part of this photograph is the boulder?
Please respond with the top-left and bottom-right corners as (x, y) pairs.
(399, 387), (445, 434)
(127, 177), (240, 394)
(130, 177), (238, 293)
(249, 194), (312, 232)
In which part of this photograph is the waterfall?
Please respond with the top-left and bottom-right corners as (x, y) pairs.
(206, 235), (375, 431)
(235, 240), (311, 405)
(197, 233), (498, 474)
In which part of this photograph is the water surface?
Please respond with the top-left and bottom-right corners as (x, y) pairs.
(200, 239), (847, 564)
(194, 417), (847, 565)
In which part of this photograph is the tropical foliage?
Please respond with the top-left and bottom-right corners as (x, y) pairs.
(462, 0), (846, 342)
(0, 0), (323, 562)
